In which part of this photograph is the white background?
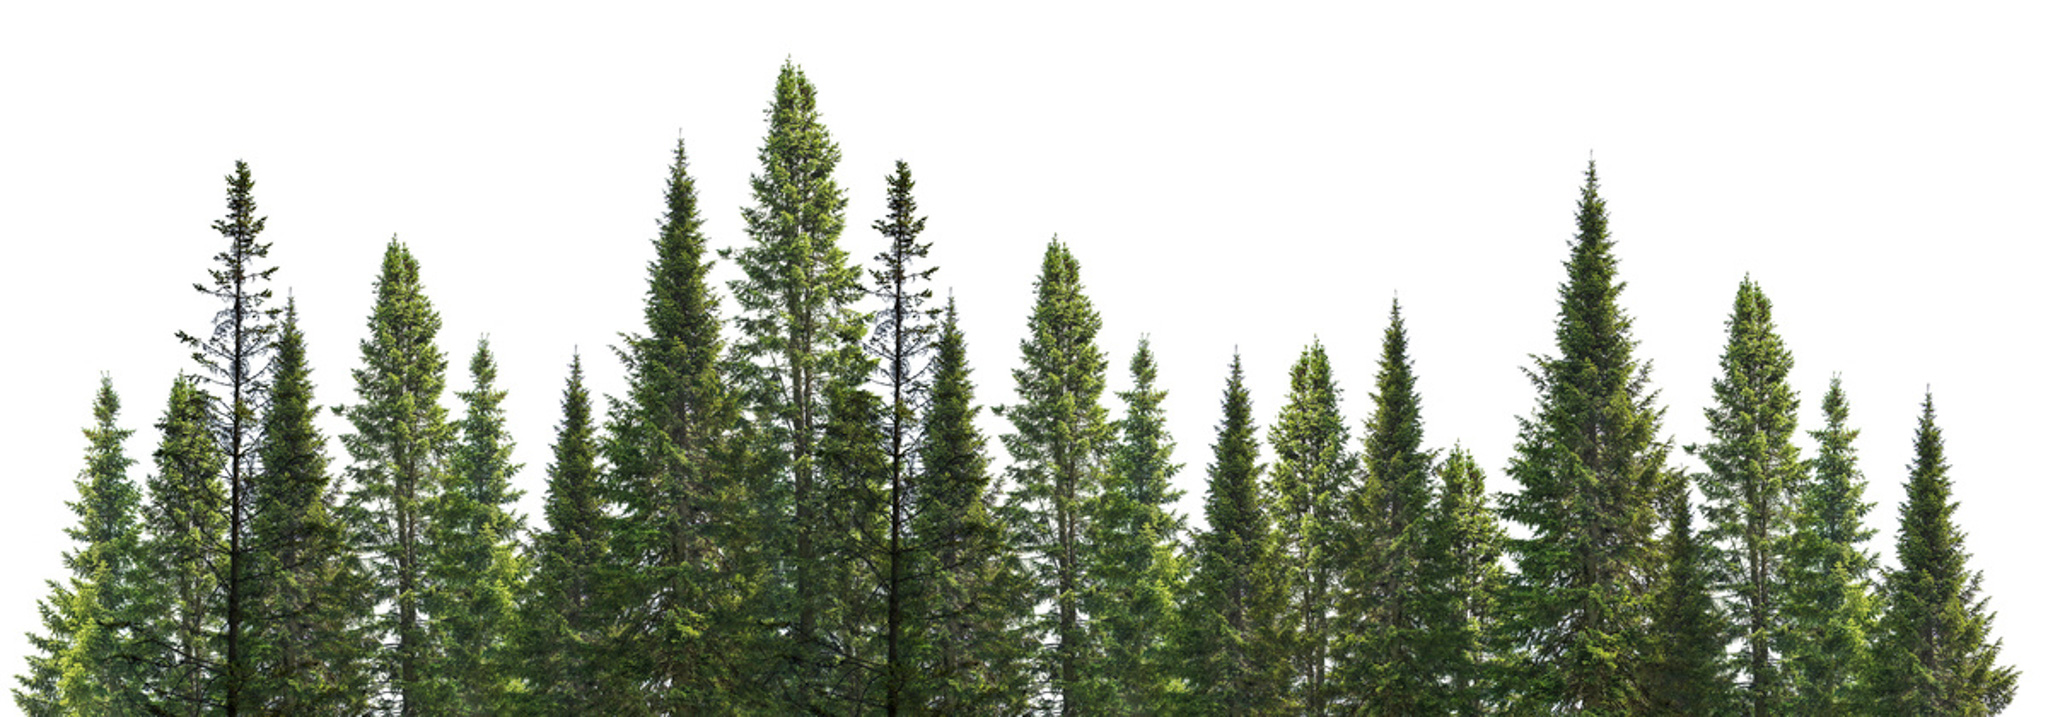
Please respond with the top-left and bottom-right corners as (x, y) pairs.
(3, 2), (2041, 711)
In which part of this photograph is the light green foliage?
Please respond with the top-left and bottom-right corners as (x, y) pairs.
(1268, 338), (1353, 715)
(1426, 448), (1506, 715)
(1781, 377), (1878, 712)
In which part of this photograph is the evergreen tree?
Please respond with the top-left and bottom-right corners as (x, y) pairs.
(723, 60), (866, 703)
(173, 160), (280, 714)
(1336, 299), (1440, 713)
(137, 377), (227, 716)
(996, 239), (1112, 714)
(1645, 473), (1733, 716)
(247, 302), (372, 713)
(14, 378), (145, 715)
(605, 138), (757, 712)
(1781, 376), (1878, 713)
(1176, 355), (1285, 716)
(911, 300), (1033, 713)
(521, 356), (613, 715)
(1498, 162), (1670, 714)
(1080, 337), (1187, 713)
(1426, 448), (1506, 715)
(1871, 394), (2018, 715)
(1688, 277), (1802, 714)
(338, 239), (453, 716)
(423, 338), (526, 714)
(1268, 338), (1353, 715)
(815, 376), (889, 710)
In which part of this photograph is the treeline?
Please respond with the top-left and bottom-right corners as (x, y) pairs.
(15, 61), (2018, 716)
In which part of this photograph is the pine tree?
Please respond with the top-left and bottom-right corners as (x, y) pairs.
(1176, 355), (1285, 716)
(1498, 161), (1670, 714)
(1337, 299), (1440, 713)
(1426, 448), (1506, 715)
(1688, 277), (1802, 714)
(173, 160), (280, 714)
(1781, 376), (1878, 713)
(137, 377), (227, 716)
(1080, 337), (1187, 713)
(423, 338), (526, 714)
(246, 302), (372, 713)
(815, 376), (889, 710)
(521, 356), (613, 715)
(911, 300), (1033, 713)
(14, 377), (145, 715)
(997, 239), (1113, 714)
(605, 138), (757, 712)
(339, 239), (453, 716)
(1644, 473), (1733, 716)
(723, 60), (867, 703)
(1871, 394), (2018, 715)
(1268, 338), (1353, 715)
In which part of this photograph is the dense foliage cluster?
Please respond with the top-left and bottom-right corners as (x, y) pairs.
(16, 62), (2017, 715)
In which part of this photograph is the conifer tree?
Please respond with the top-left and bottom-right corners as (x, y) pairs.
(815, 376), (889, 710)
(137, 377), (227, 716)
(1176, 355), (1285, 716)
(339, 239), (452, 716)
(247, 302), (372, 713)
(1498, 162), (1670, 714)
(1268, 338), (1353, 715)
(1871, 394), (2017, 714)
(911, 300), (1033, 713)
(1337, 300), (1440, 713)
(1644, 473), (1732, 716)
(423, 338), (525, 714)
(521, 356), (613, 715)
(1426, 448), (1506, 714)
(605, 138), (756, 712)
(724, 60), (866, 701)
(1688, 277), (1802, 714)
(174, 160), (280, 714)
(1080, 337), (1186, 713)
(997, 239), (1112, 714)
(14, 378), (145, 715)
(1781, 376), (1878, 713)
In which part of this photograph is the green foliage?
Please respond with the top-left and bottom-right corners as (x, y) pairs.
(997, 239), (1113, 714)
(1177, 355), (1286, 716)
(1871, 394), (2017, 715)
(1498, 162), (1669, 714)
(1645, 474), (1733, 716)
(520, 357), (618, 714)
(1782, 377), (1878, 712)
(1426, 448), (1506, 714)
(138, 376), (227, 716)
(1267, 338), (1353, 715)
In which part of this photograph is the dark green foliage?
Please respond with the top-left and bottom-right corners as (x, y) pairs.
(1267, 339), (1353, 715)
(1176, 355), (1285, 716)
(814, 378), (889, 711)
(1498, 162), (1670, 714)
(1688, 277), (1802, 713)
(247, 303), (372, 713)
(1782, 377), (1878, 712)
(997, 239), (1112, 714)
(1645, 474), (1733, 716)
(1080, 338), (1187, 713)
(1871, 394), (2017, 715)
(1337, 300), (1440, 713)
(138, 376), (227, 716)
(423, 338), (526, 714)
(338, 239), (453, 716)
(1426, 448), (1506, 714)
(14, 378), (145, 715)
(521, 357), (616, 714)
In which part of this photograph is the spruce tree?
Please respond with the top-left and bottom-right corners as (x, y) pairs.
(137, 377), (227, 716)
(173, 160), (280, 714)
(1080, 337), (1187, 713)
(1688, 277), (1802, 714)
(605, 138), (756, 712)
(423, 338), (526, 714)
(1644, 473), (1733, 716)
(1871, 394), (2017, 714)
(723, 60), (866, 702)
(1176, 355), (1285, 716)
(1336, 299), (1440, 713)
(1426, 448), (1506, 715)
(521, 356), (613, 714)
(338, 239), (452, 716)
(14, 377), (145, 715)
(247, 302), (372, 713)
(815, 376), (889, 710)
(1267, 338), (1353, 714)
(1498, 162), (1670, 714)
(1781, 376), (1878, 712)
(997, 239), (1113, 714)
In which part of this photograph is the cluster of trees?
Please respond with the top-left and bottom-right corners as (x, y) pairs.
(15, 61), (2018, 715)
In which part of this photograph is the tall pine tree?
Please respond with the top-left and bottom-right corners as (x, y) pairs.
(1267, 339), (1353, 715)
(1871, 394), (2017, 714)
(1498, 162), (1670, 714)
(138, 377), (227, 716)
(997, 239), (1112, 714)
(1425, 448), (1507, 715)
(1782, 376), (1878, 712)
(1644, 473), (1733, 716)
(520, 356), (615, 714)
